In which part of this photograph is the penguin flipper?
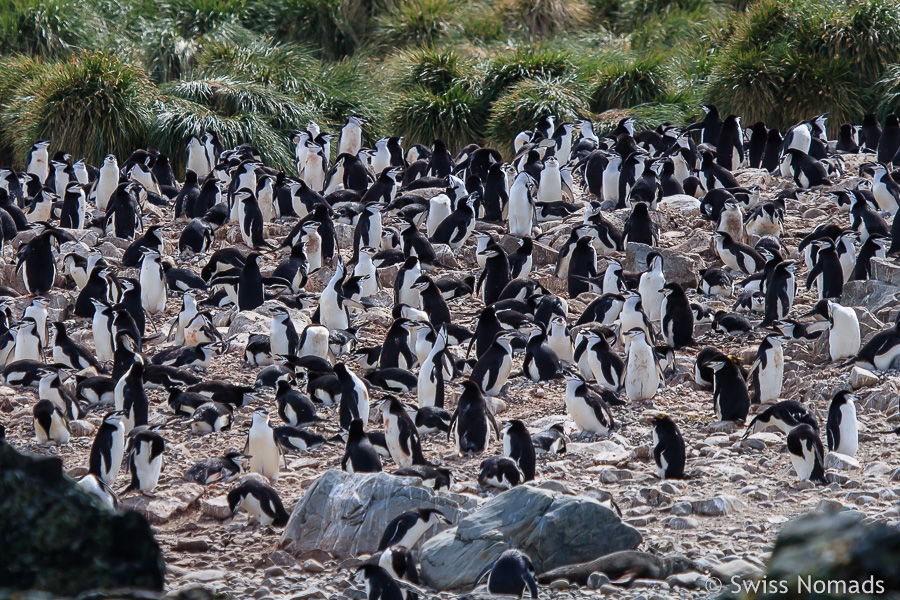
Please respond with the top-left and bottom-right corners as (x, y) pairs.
(472, 563), (493, 588)
(525, 572), (539, 599)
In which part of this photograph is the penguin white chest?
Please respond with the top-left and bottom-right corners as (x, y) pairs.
(625, 344), (658, 402)
(248, 427), (280, 480)
(836, 403), (859, 456)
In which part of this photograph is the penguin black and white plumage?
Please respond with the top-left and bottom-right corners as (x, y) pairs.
(17, 226), (70, 295)
(395, 464), (453, 491)
(760, 260), (796, 327)
(531, 423), (567, 455)
(139, 250), (167, 315)
(77, 473), (118, 510)
(449, 379), (500, 455)
(699, 150), (739, 189)
(51, 321), (106, 374)
(376, 545), (423, 600)
(713, 231), (764, 274)
(712, 311), (752, 335)
(871, 163), (900, 213)
(332, 360), (368, 429)
(469, 330), (517, 397)
(184, 451), (249, 485)
(228, 479), (290, 527)
(522, 322), (562, 383)
(709, 357), (750, 422)
(270, 306), (300, 359)
(781, 149), (830, 188)
(245, 409), (281, 481)
(179, 218), (214, 254)
(89, 411), (127, 485)
(377, 508), (450, 551)
(502, 419), (536, 481)
(805, 239), (843, 300)
(747, 335), (784, 404)
(826, 301), (860, 362)
(660, 282), (694, 349)
(623, 328), (662, 402)
(743, 400), (818, 439)
(273, 426), (327, 459)
(622, 201), (658, 247)
(341, 418), (383, 473)
(478, 456), (524, 489)
(563, 368), (617, 435)
(473, 549), (539, 599)
(575, 327), (623, 391)
(114, 357), (148, 433)
(694, 346), (726, 388)
(878, 113), (900, 163)
(786, 424), (828, 485)
(826, 390), (858, 457)
(33, 399), (70, 446)
(122, 428), (165, 494)
(380, 396), (428, 468)
(646, 414), (685, 479)
(697, 267), (733, 297)
(477, 247), (511, 307)
(566, 236), (598, 298)
(275, 379), (320, 427)
(716, 114), (744, 171)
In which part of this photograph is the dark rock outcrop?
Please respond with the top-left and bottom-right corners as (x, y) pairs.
(0, 443), (165, 595)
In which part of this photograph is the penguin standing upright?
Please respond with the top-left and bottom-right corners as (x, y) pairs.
(89, 411), (126, 485)
(502, 420), (536, 481)
(646, 414), (685, 479)
(140, 250), (167, 315)
(623, 329), (661, 402)
(638, 252), (666, 323)
(826, 390), (858, 457)
(623, 202), (658, 247)
(335, 362), (370, 430)
(245, 410), (281, 482)
(747, 335), (784, 404)
(342, 418), (383, 473)
(13, 318), (43, 362)
(450, 380), (500, 455)
(469, 330), (517, 397)
(709, 357), (750, 422)
(660, 282), (694, 348)
(760, 260), (796, 327)
(123, 429), (165, 494)
(381, 396), (428, 468)
(716, 115), (744, 171)
(787, 424), (828, 484)
(563, 369), (617, 435)
(477, 247), (510, 306)
(61, 182), (87, 229)
(827, 301), (860, 361)
(508, 171), (535, 238)
(338, 116), (364, 157)
(114, 357), (148, 433)
(806, 239), (843, 299)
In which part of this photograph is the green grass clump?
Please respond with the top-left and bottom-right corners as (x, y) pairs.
(375, 0), (458, 47)
(1, 51), (153, 166)
(390, 82), (486, 151)
(589, 54), (671, 112)
(150, 97), (295, 173)
(481, 46), (573, 104)
(488, 74), (589, 155)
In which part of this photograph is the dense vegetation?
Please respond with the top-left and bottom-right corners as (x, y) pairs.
(2, 0), (900, 170)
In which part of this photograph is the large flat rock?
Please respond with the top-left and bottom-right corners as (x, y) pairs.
(279, 470), (475, 559)
(419, 484), (642, 591)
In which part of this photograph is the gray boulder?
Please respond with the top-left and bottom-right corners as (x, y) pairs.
(279, 470), (475, 559)
(625, 242), (702, 289)
(841, 280), (900, 313)
(419, 484), (642, 591)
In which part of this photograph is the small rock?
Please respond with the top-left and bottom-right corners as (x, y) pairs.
(290, 589), (326, 600)
(587, 572), (610, 589)
(691, 496), (742, 517)
(850, 366), (878, 390)
(670, 502), (693, 516)
(666, 572), (708, 590)
(175, 539), (210, 553)
(548, 579), (569, 590)
(824, 452), (860, 471)
(264, 567), (284, 578)
(200, 496), (232, 520)
(265, 551), (296, 567)
(302, 559), (325, 573)
(711, 559), (763, 582)
(184, 569), (226, 582)
(68, 420), (96, 437)
(664, 516), (698, 530)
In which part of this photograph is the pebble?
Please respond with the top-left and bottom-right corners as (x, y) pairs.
(665, 516), (699, 530)
(264, 567), (285, 578)
(671, 502), (693, 515)
(587, 572), (610, 589)
(302, 559), (325, 573)
(824, 452), (860, 470)
(548, 579), (569, 590)
(850, 366), (879, 390)
(711, 558), (764, 582)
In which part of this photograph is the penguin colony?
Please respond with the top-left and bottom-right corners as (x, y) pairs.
(4, 107), (900, 597)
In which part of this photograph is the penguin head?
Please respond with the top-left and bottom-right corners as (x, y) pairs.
(832, 390), (858, 406)
(561, 366), (583, 383)
(225, 451), (251, 467)
(251, 409), (269, 425)
(645, 251), (664, 272)
(623, 328), (647, 344)
(103, 410), (126, 426)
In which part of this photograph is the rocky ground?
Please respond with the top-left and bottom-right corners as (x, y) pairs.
(5, 153), (900, 600)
